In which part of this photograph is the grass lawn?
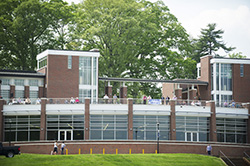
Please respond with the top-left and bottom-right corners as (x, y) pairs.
(0, 153), (225, 166)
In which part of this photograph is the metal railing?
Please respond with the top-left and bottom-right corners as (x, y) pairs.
(3, 98), (40, 105)
(219, 150), (236, 166)
(244, 151), (250, 159)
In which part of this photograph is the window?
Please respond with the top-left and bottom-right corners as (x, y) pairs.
(15, 90), (24, 98)
(90, 115), (128, 140)
(79, 57), (92, 85)
(30, 91), (38, 99)
(68, 56), (72, 69)
(46, 115), (84, 140)
(176, 116), (210, 142)
(15, 79), (24, 86)
(216, 118), (247, 143)
(1, 90), (10, 99)
(38, 57), (47, 69)
(221, 64), (232, 91)
(29, 80), (38, 86)
(133, 115), (169, 140)
(240, 64), (244, 77)
(4, 115), (40, 141)
(1, 79), (10, 85)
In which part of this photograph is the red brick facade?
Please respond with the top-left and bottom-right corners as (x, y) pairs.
(46, 55), (79, 98)
(9, 141), (250, 157)
(232, 64), (250, 102)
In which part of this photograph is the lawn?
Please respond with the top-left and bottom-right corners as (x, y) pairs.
(0, 153), (225, 166)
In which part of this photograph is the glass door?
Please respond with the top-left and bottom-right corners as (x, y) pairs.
(59, 130), (73, 141)
(185, 132), (198, 142)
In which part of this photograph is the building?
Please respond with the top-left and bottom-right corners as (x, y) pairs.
(162, 55), (250, 106)
(0, 51), (250, 157)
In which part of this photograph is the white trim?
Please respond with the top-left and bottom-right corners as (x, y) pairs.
(210, 58), (250, 64)
(36, 49), (100, 60)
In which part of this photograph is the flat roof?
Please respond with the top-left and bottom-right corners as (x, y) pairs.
(36, 49), (100, 60)
(0, 70), (45, 78)
(98, 77), (208, 85)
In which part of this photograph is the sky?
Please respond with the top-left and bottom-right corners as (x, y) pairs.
(65, 0), (250, 58)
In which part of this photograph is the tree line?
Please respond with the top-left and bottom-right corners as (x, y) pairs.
(0, 0), (241, 98)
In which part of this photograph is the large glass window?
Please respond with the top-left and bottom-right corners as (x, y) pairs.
(4, 115), (40, 141)
(79, 89), (91, 103)
(29, 80), (38, 86)
(1, 78), (10, 85)
(15, 79), (24, 86)
(1, 90), (9, 99)
(176, 116), (210, 142)
(30, 91), (38, 99)
(15, 90), (24, 98)
(216, 118), (247, 143)
(221, 64), (232, 91)
(90, 115), (128, 140)
(46, 115), (84, 140)
(79, 57), (92, 85)
(133, 115), (169, 140)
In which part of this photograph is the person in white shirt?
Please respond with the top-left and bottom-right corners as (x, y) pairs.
(61, 142), (66, 155)
(103, 94), (109, 104)
(53, 140), (58, 155)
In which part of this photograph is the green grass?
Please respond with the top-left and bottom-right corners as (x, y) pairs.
(0, 153), (225, 166)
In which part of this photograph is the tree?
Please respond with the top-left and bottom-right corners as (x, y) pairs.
(0, 0), (74, 70)
(228, 52), (246, 59)
(190, 23), (235, 63)
(71, 0), (196, 98)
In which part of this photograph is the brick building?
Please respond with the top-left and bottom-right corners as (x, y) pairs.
(0, 51), (250, 156)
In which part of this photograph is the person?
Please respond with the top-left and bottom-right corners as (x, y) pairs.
(61, 141), (66, 155)
(231, 100), (235, 108)
(36, 98), (41, 104)
(53, 140), (58, 155)
(166, 96), (170, 105)
(223, 101), (228, 107)
(195, 100), (201, 106)
(70, 97), (75, 104)
(103, 94), (109, 104)
(25, 97), (31, 104)
(206, 144), (212, 155)
(113, 94), (117, 104)
(75, 97), (80, 104)
(143, 95), (147, 104)
(161, 96), (165, 105)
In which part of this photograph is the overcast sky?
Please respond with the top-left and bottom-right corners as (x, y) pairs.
(65, 0), (250, 58)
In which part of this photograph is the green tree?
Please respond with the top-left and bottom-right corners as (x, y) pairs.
(0, 0), (74, 70)
(72, 0), (195, 98)
(191, 23), (235, 63)
(228, 52), (246, 59)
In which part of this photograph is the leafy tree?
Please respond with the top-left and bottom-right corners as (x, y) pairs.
(72, 0), (196, 98)
(0, 0), (74, 70)
(228, 52), (246, 59)
(190, 23), (235, 63)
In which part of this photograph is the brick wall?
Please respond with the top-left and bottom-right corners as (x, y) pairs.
(232, 64), (250, 102)
(47, 55), (79, 98)
(11, 141), (250, 157)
